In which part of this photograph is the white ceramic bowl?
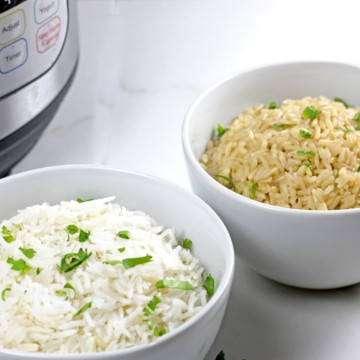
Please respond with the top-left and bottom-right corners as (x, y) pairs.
(182, 61), (360, 289)
(0, 165), (234, 360)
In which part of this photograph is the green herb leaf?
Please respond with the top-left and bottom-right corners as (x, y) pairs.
(145, 319), (153, 330)
(64, 283), (76, 294)
(103, 260), (122, 266)
(204, 274), (215, 297)
(352, 112), (360, 122)
(156, 279), (193, 290)
(65, 224), (79, 241)
(357, 166), (360, 172)
(333, 170), (339, 179)
(217, 124), (228, 137)
(304, 163), (313, 171)
(1, 226), (15, 243)
(79, 229), (91, 242)
(297, 150), (316, 158)
(7, 258), (31, 273)
(73, 302), (92, 318)
(182, 238), (192, 250)
(272, 123), (295, 129)
(337, 125), (354, 133)
(55, 290), (67, 297)
(333, 97), (349, 108)
(216, 350), (226, 360)
(302, 106), (322, 119)
(268, 102), (277, 109)
(19, 247), (36, 259)
(246, 181), (257, 200)
(1, 288), (11, 301)
(122, 254), (153, 269)
(154, 327), (167, 337)
(58, 248), (92, 273)
(76, 198), (94, 203)
(299, 129), (312, 139)
(143, 295), (161, 317)
(118, 247), (126, 253)
(117, 230), (130, 239)
(214, 175), (237, 192)
(36, 268), (42, 275)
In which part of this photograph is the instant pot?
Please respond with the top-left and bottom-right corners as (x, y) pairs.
(0, 0), (78, 177)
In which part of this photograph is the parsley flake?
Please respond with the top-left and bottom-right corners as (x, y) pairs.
(156, 279), (193, 290)
(65, 225), (79, 241)
(1, 288), (11, 301)
(118, 247), (126, 253)
(1, 226), (15, 243)
(55, 290), (67, 297)
(216, 350), (226, 360)
(79, 229), (91, 242)
(58, 248), (92, 273)
(64, 283), (76, 295)
(299, 129), (312, 139)
(333, 170), (339, 179)
(268, 102), (277, 109)
(216, 124), (228, 137)
(297, 150), (316, 158)
(73, 302), (92, 318)
(303, 106), (321, 119)
(272, 123), (295, 129)
(103, 260), (122, 266)
(182, 238), (192, 250)
(122, 254), (153, 269)
(214, 175), (237, 192)
(117, 230), (130, 239)
(333, 97), (350, 108)
(143, 295), (161, 317)
(76, 198), (94, 203)
(204, 274), (215, 297)
(246, 181), (257, 200)
(352, 112), (360, 122)
(19, 247), (36, 259)
(154, 327), (167, 337)
(7, 258), (31, 273)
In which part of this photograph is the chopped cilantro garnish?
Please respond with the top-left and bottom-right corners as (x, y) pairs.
(352, 112), (360, 122)
(216, 124), (228, 137)
(103, 260), (122, 266)
(303, 106), (321, 119)
(182, 238), (192, 250)
(64, 283), (76, 294)
(297, 150), (316, 158)
(76, 198), (94, 203)
(79, 229), (91, 242)
(7, 258), (31, 273)
(337, 125), (354, 133)
(299, 129), (312, 138)
(333, 170), (339, 179)
(154, 327), (167, 337)
(55, 290), (67, 297)
(333, 97), (349, 108)
(357, 166), (360, 172)
(214, 175), (237, 192)
(73, 302), (92, 318)
(268, 102), (277, 109)
(19, 247), (36, 259)
(246, 181), (257, 199)
(122, 254), (153, 269)
(58, 248), (92, 273)
(36, 268), (42, 275)
(145, 319), (153, 330)
(204, 274), (215, 297)
(1, 288), (11, 301)
(1, 226), (15, 243)
(272, 123), (295, 129)
(65, 224), (79, 241)
(118, 247), (126, 253)
(156, 279), (193, 290)
(304, 163), (313, 171)
(117, 230), (130, 239)
(216, 350), (226, 360)
(143, 295), (161, 317)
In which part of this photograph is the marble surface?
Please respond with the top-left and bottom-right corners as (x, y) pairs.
(11, 0), (360, 359)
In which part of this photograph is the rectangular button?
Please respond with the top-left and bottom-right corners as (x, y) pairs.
(34, 0), (59, 24)
(0, 38), (28, 73)
(0, 9), (26, 46)
(36, 16), (61, 53)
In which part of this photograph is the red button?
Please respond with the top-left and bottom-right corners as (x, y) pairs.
(36, 16), (61, 53)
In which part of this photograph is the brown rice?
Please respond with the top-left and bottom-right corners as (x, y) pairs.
(200, 96), (360, 210)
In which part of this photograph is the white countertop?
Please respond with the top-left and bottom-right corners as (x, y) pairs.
(12, 1), (360, 359)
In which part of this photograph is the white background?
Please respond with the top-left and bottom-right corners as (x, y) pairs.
(12, 1), (360, 359)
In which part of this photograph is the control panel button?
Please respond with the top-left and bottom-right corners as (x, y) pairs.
(36, 15), (61, 53)
(0, 9), (26, 46)
(34, 0), (59, 24)
(0, 38), (28, 74)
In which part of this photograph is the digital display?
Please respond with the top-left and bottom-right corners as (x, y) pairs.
(0, 0), (28, 14)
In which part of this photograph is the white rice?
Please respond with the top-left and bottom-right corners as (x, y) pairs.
(0, 197), (209, 353)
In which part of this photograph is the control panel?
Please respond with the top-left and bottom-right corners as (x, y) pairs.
(0, 0), (68, 98)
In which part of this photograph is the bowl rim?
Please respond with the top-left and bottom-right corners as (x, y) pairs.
(0, 165), (235, 358)
(182, 60), (360, 216)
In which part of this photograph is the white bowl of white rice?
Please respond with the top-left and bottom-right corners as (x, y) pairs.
(182, 61), (360, 289)
(0, 165), (234, 359)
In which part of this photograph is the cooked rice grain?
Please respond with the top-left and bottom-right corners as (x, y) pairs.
(201, 96), (360, 210)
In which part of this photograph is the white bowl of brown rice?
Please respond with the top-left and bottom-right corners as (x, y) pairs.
(182, 61), (360, 289)
(0, 165), (234, 359)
